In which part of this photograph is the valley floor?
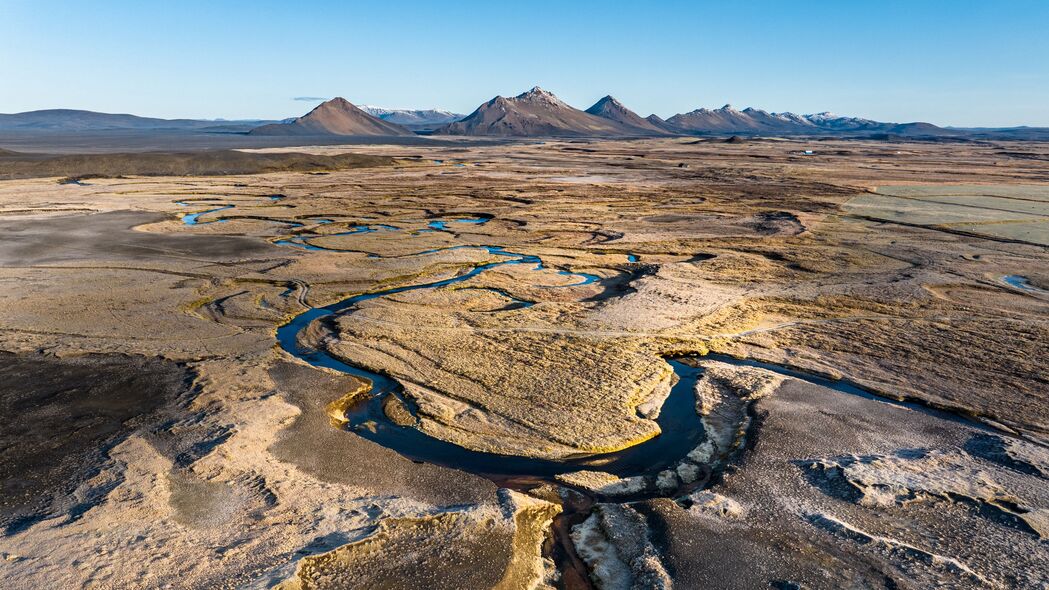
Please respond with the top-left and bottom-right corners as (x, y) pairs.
(0, 137), (1047, 589)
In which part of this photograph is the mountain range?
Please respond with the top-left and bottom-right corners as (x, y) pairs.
(3, 89), (1046, 140)
(436, 88), (958, 137)
(249, 89), (960, 137)
(664, 105), (950, 136)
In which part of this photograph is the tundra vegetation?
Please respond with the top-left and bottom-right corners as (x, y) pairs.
(0, 137), (1046, 589)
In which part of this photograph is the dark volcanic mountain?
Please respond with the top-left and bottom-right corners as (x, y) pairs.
(0, 109), (277, 132)
(250, 98), (414, 136)
(437, 87), (647, 137)
(585, 96), (669, 135)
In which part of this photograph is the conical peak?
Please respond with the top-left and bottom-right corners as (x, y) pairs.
(317, 97), (353, 109)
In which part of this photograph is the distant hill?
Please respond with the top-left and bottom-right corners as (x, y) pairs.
(249, 98), (415, 136)
(437, 87), (647, 137)
(0, 109), (276, 132)
(585, 96), (668, 135)
(358, 106), (463, 127)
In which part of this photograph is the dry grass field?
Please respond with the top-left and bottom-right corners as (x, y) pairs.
(0, 137), (1046, 589)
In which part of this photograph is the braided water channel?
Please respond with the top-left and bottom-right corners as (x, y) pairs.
(180, 198), (714, 584)
(267, 235), (705, 588)
(179, 197), (1002, 588)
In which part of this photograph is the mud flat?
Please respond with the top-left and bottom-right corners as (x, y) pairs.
(844, 185), (1049, 246)
(0, 137), (1047, 588)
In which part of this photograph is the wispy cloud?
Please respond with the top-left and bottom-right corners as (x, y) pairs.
(293, 96), (328, 102)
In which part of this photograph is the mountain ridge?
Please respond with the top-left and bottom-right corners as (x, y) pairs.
(665, 104), (958, 136)
(436, 88), (958, 137)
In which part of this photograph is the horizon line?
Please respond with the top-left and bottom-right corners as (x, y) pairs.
(2, 93), (1043, 130)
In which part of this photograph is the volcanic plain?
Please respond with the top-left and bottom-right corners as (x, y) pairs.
(0, 137), (1047, 589)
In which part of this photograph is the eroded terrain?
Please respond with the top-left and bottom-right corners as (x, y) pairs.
(0, 138), (1047, 588)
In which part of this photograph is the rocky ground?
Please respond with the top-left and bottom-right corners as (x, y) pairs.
(0, 137), (1046, 588)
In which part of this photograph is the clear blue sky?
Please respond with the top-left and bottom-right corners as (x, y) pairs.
(2, 0), (1047, 126)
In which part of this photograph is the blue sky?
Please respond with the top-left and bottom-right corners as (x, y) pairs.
(1, 0), (1047, 126)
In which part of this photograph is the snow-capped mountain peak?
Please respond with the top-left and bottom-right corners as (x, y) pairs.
(357, 105), (463, 126)
(515, 86), (569, 107)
